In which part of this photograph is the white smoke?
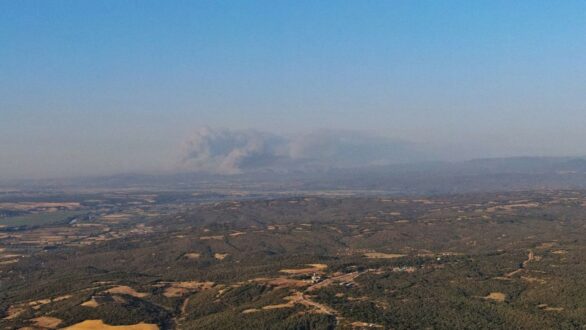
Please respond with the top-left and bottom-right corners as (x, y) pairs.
(180, 127), (428, 174)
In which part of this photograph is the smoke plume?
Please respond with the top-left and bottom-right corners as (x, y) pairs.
(181, 127), (428, 174)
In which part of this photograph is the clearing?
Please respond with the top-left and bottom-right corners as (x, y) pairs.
(63, 320), (158, 330)
(364, 252), (406, 259)
(30, 316), (62, 329)
(280, 263), (327, 275)
(105, 286), (148, 298)
(484, 292), (506, 302)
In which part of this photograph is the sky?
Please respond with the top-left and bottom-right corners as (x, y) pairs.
(1, 1), (586, 180)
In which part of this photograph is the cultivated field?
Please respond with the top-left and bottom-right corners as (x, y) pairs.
(3, 189), (586, 328)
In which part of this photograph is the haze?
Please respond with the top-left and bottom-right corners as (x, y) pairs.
(1, 1), (586, 180)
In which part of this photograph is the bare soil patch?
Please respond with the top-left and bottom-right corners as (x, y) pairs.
(242, 309), (260, 314)
(63, 320), (158, 330)
(100, 214), (130, 222)
(261, 291), (337, 315)
(200, 235), (224, 240)
(3, 306), (25, 320)
(30, 316), (62, 329)
(308, 271), (360, 292)
(81, 297), (100, 308)
(0, 202), (80, 211)
(183, 253), (201, 259)
(538, 304), (564, 312)
(162, 281), (214, 297)
(364, 252), (405, 259)
(214, 253), (229, 260)
(351, 321), (384, 328)
(0, 259), (19, 265)
(486, 202), (539, 212)
(105, 286), (148, 298)
(521, 276), (546, 284)
(484, 292), (506, 302)
(280, 264), (327, 275)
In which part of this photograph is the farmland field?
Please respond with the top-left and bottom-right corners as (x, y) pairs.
(3, 189), (586, 329)
(0, 210), (85, 227)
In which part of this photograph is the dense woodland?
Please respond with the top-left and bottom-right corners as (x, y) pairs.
(2, 190), (586, 329)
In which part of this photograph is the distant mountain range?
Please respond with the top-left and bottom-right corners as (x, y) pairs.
(6, 156), (586, 195)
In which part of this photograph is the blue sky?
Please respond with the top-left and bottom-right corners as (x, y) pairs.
(1, 1), (585, 179)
